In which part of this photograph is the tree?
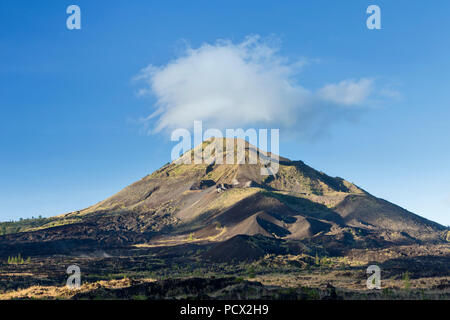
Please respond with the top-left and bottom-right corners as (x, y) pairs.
(403, 272), (411, 290)
(315, 252), (320, 266)
(247, 266), (256, 278)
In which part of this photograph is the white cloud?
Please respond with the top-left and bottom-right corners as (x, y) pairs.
(135, 35), (383, 137)
(318, 79), (374, 106)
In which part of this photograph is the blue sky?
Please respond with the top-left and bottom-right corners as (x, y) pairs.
(0, 1), (449, 226)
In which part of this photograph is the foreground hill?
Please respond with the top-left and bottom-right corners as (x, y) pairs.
(0, 138), (447, 258)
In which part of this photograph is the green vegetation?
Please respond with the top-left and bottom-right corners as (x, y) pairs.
(26, 218), (81, 232)
(403, 272), (411, 290)
(0, 216), (47, 235)
(247, 265), (256, 278)
(301, 287), (320, 299)
(201, 187), (260, 214)
(7, 254), (30, 265)
(274, 164), (322, 194)
(0, 216), (81, 235)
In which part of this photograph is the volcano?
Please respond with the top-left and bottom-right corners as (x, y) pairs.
(0, 138), (447, 258)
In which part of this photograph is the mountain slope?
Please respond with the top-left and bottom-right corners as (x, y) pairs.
(0, 138), (447, 257)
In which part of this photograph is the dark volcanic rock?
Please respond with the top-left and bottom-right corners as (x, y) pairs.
(190, 179), (216, 190)
(203, 234), (303, 263)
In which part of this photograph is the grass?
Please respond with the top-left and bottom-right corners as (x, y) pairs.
(24, 218), (82, 232)
(203, 187), (260, 213)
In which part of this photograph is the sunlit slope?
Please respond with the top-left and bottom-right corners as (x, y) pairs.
(0, 138), (446, 253)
